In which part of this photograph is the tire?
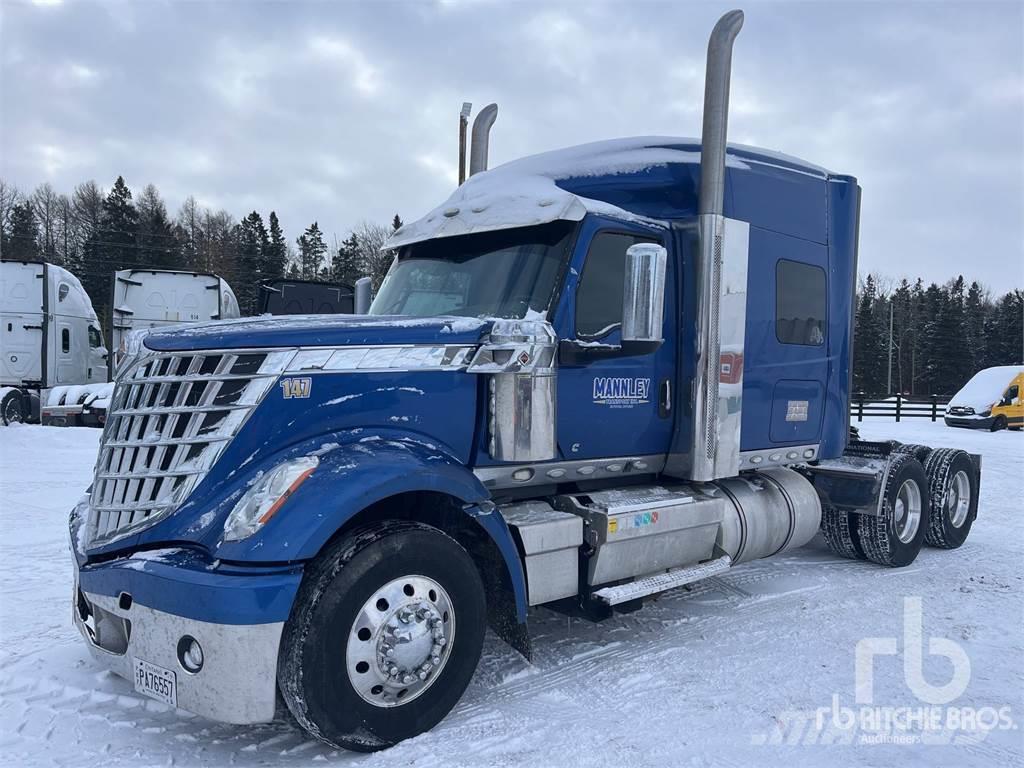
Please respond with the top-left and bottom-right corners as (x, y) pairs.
(856, 453), (930, 567)
(820, 506), (865, 560)
(278, 521), (487, 752)
(894, 443), (931, 462)
(1, 390), (26, 426)
(990, 416), (1007, 432)
(923, 449), (978, 549)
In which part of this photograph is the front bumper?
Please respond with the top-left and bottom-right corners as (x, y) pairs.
(71, 542), (303, 725)
(944, 414), (994, 429)
(74, 586), (285, 724)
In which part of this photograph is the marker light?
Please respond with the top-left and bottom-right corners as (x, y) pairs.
(223, 456), (319, 541)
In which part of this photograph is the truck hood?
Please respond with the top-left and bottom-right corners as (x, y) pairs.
(143, 314), (492, 352)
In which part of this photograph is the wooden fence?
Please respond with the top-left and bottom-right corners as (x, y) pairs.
(850, 392), (952, 422)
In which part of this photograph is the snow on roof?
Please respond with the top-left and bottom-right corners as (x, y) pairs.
(388, 136), (829, 249)
(949, 365), (1024, 410)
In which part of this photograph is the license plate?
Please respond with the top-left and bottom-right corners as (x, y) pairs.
(133, 658), (177, 707)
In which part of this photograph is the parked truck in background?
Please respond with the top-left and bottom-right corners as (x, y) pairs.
(68, 10), (983, 752)
(1, 260), (108, 425)
(108, 268), (239, 378)
(258, 278), (355, 315)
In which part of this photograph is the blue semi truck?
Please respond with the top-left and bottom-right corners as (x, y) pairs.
(69, 11), (981, 751)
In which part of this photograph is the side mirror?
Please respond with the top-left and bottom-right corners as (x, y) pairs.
(622, 243), (667, 344)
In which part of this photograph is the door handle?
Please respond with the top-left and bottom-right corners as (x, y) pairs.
(659, 378), (672, 419)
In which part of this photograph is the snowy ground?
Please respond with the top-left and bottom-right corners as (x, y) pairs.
(0, 420), (1021, 767)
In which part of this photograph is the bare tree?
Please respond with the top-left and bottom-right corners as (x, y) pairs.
(0, 180), (21, 256)
(32, 183), (61, 262)
(176, 196), (201, 268)
(352, 221), (394, 292)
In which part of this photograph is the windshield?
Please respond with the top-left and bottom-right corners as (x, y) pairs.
(369, 221), (575, 319)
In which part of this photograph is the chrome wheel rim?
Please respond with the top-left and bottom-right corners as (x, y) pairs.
(893, 479), (922, 543)
(946, 470), (971, 528)
(345, 575), (455, 708)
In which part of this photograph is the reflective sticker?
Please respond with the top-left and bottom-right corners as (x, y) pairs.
(280, 377), (312, 399)
(608, 518), (619, 534)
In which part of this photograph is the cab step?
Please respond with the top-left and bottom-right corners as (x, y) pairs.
(592, 555), (733, 606)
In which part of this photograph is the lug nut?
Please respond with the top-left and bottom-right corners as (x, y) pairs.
(432, 655), (441, 665)
(403, 674), (414, 685)
(418, 671), (427, 681)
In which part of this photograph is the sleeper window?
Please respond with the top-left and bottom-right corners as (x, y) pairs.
(776, 260), (826, 346)
(576, 232), (658, 338)
(61, 328), (70, 353)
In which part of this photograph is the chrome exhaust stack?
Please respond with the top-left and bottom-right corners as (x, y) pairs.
(668, 9), (750, 483)
(469, 103), (498, 176)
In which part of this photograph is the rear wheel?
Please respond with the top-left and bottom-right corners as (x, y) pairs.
(894, 443), (931, 462)
(856, 453), (929, 567)
(278, 521), (486, 752)
(923, 448), (978, 549)
(820, 506), (864, 560)
(1, 390), (26, 426)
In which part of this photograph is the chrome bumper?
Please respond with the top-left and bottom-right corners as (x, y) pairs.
(74, 586), (284, 725)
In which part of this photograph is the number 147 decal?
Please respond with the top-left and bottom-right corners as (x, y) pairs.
(280, 377), (312, 399)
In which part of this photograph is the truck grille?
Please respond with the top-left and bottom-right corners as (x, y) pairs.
(87, 349), (292, 547)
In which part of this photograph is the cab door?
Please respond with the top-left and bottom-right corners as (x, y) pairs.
(552, 217), (676, 462)
(995, 374), (1023, 429)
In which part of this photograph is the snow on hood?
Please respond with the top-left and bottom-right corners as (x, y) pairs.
(948, 366), (1023, 411)
(143, 313), (491, 352)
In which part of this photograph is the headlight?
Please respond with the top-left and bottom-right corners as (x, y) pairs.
(223, 456), (319, 541)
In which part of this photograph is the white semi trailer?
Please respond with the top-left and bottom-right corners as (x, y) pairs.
(0, 261), (109, 425)
(108, 269), (240, 377)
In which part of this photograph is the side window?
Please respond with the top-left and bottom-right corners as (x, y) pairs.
(61, 328), (70, 353)
(1004, 385), (1019, 403)
(58, 283), (70, 302)
(776, 260), (826, 346)
(88, 326), (103, 349)
(576, 232), (657, 338)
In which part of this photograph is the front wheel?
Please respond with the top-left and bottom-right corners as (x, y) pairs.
(857, 453), (930, 567)
(278, 521), (486, 752)
(990, 416), (1007, 432)
(1, 389), (26, 426)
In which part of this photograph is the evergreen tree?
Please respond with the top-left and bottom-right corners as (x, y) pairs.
(331, 232), (362, 286)
(263, 212), (288, 283)
(81, 176), (137, 327)
(984, 290), (1024, 367)
(232, 211), (269, 314)
(392, 214), (403, 231)
(853, 275), (887, 393)
(6, 201), (40, 261)
(136, 184), (179, 269)
(964, 281), (988, 371)
(296, 222), (327, 280)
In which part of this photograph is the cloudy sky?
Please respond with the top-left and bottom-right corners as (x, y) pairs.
(2, 0), (1022, 288)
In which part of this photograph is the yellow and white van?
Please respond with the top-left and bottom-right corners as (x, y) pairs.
(945, 366), (1024, 431)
